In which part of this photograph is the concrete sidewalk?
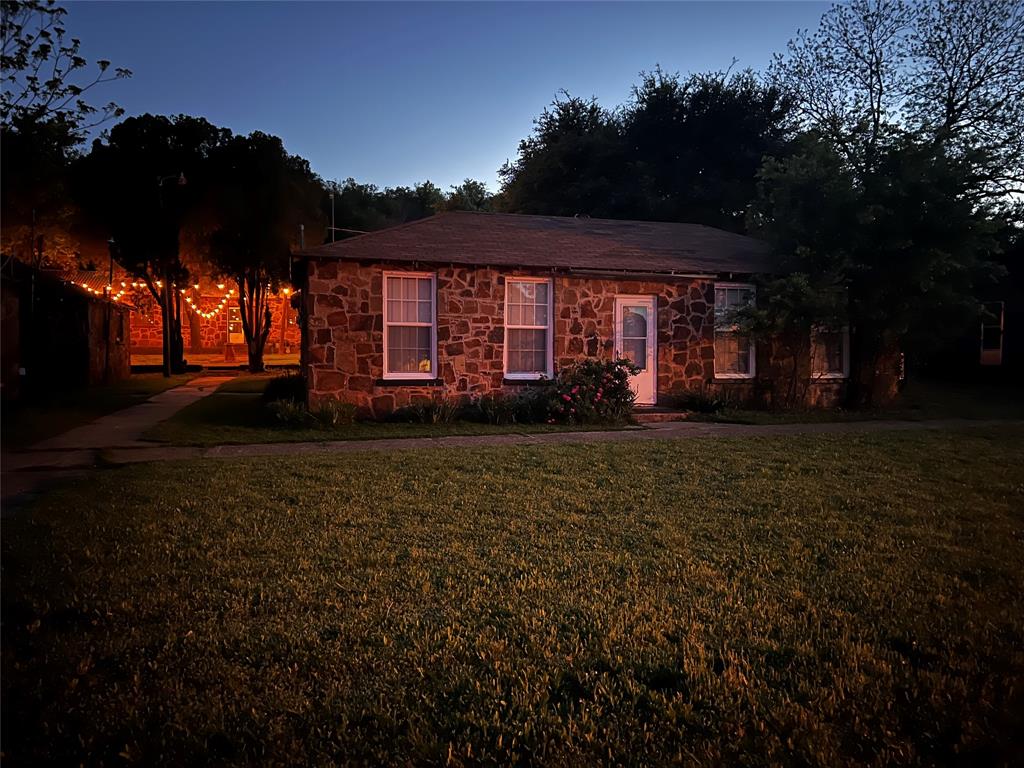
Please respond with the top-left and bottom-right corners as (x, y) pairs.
(106, 416), (1019, 464)
(2, 376), (230, 504)
(29, 415), (1024, 469)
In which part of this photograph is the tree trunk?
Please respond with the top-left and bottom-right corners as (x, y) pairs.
(237, 271), (272, 373)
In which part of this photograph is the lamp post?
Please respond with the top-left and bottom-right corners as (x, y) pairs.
(157, 172), (186, 377)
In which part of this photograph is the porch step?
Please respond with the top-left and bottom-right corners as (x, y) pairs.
(633, 408), (692, 424)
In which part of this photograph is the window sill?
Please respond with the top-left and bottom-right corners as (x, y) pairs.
(811, 373), (848, 381)
(375, 377), (443, 387)
(714, 375), (756, 382)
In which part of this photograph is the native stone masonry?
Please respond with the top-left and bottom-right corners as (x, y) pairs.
(304, 259), (758, 417)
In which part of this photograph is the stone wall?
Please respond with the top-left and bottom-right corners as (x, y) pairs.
(304, 259), (845, 416)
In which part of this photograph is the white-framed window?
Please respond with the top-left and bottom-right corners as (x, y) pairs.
(383, 271), (436, 379)
(980, 301), (1004, 366)
(504, 277), (553, 379)
(811, 327), (850, 379)
(714, 283), (755, 379)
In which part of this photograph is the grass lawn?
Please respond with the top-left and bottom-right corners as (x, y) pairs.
(3, 428), (1023, 765)
(143, 378), (628, 446)
(701, 377), (1024, 425)
(1, 373), (194, 449)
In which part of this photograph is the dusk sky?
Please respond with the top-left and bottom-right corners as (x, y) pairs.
(67, 1), (830, 192)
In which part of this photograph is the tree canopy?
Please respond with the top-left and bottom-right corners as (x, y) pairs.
(498, 69), (796, 230)
(206, 131), (325, 371)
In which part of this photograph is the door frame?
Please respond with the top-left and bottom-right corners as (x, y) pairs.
(614, 294), (657, 405)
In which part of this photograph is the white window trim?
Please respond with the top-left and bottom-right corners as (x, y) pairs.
(503, 276), (554, 380)
(713, 281), (756, 380)
(811, 326), (850, 380)
(382, 270), (437, 380)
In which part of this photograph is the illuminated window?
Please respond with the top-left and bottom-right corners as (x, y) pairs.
(504, 277), (553, 379)
(714, 283), (755, 378)
(980, 301), (1004, 366)
(812, 327), (849, 379)
(383, 272), (436, 378)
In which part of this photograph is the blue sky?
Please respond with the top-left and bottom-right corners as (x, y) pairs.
(67, 1), (829, 191)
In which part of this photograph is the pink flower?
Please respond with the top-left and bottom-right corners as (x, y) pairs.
(562, 394), (572, 402)
(571, 386), (580, 395)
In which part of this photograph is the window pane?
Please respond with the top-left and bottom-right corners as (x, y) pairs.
(386, 299), (400, 323)
(715, 333), (750, 374)
(388, 326), (431, 374)
(622, 306), (648, 338)
(418, 279), (432, 301)
(507, 281), (549, 328)
(386, 278), (402, 320)
(507, 328), (548, 373)
(417, 299), (432, 323)
(623, 338), (647, 370)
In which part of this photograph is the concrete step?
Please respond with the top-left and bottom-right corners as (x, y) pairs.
(633, 408), (692, 424)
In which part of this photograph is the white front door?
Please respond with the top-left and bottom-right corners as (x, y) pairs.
(615, 296), (657, 405)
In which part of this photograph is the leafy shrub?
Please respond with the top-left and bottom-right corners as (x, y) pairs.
(548, 358), (639, 424)
(467, 389), (551, 425)
(262, 373), (306, 403)
(312, 400), (356, 427)
(267, 398), (356, 429)
(266, 398), (312, 427)
(392, 395), (460, 425)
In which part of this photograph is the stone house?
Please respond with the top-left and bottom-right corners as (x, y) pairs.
(299, 211), (849, 416)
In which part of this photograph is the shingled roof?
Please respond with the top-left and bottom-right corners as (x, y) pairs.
(299, 211), (775, 276)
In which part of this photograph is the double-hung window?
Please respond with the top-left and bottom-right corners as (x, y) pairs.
(811, 327), (849, 379)
(504, 277), (553, 379)
(714, 283), (755, 378)
(383, 272), (436, 379)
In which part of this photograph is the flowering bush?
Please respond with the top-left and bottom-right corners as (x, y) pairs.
(547, 358), (640, 424)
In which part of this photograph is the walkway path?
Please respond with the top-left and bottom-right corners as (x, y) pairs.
(100, 416), (1020, 464)
(2, 376), (230, 504)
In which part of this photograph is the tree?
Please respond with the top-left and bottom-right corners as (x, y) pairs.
(759, 0), (1021, 406)
(1, 0), (130, 129)
(748, 133), (1004, 407)
(498, 93), (627, 218)
(771, 0), (1023, 200)
(1, 0), (130, 266)
(75, 114), (231, 376)
(206, 132), (324, 372)
(442, 178), (494, 212)
(622, 67), (794, 230)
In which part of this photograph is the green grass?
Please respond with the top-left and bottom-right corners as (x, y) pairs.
(701, 377), (1024, 425)
(143, 388), (628, 447)
(1, 374), (194, 448)
(3, 428), (1023, 765)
